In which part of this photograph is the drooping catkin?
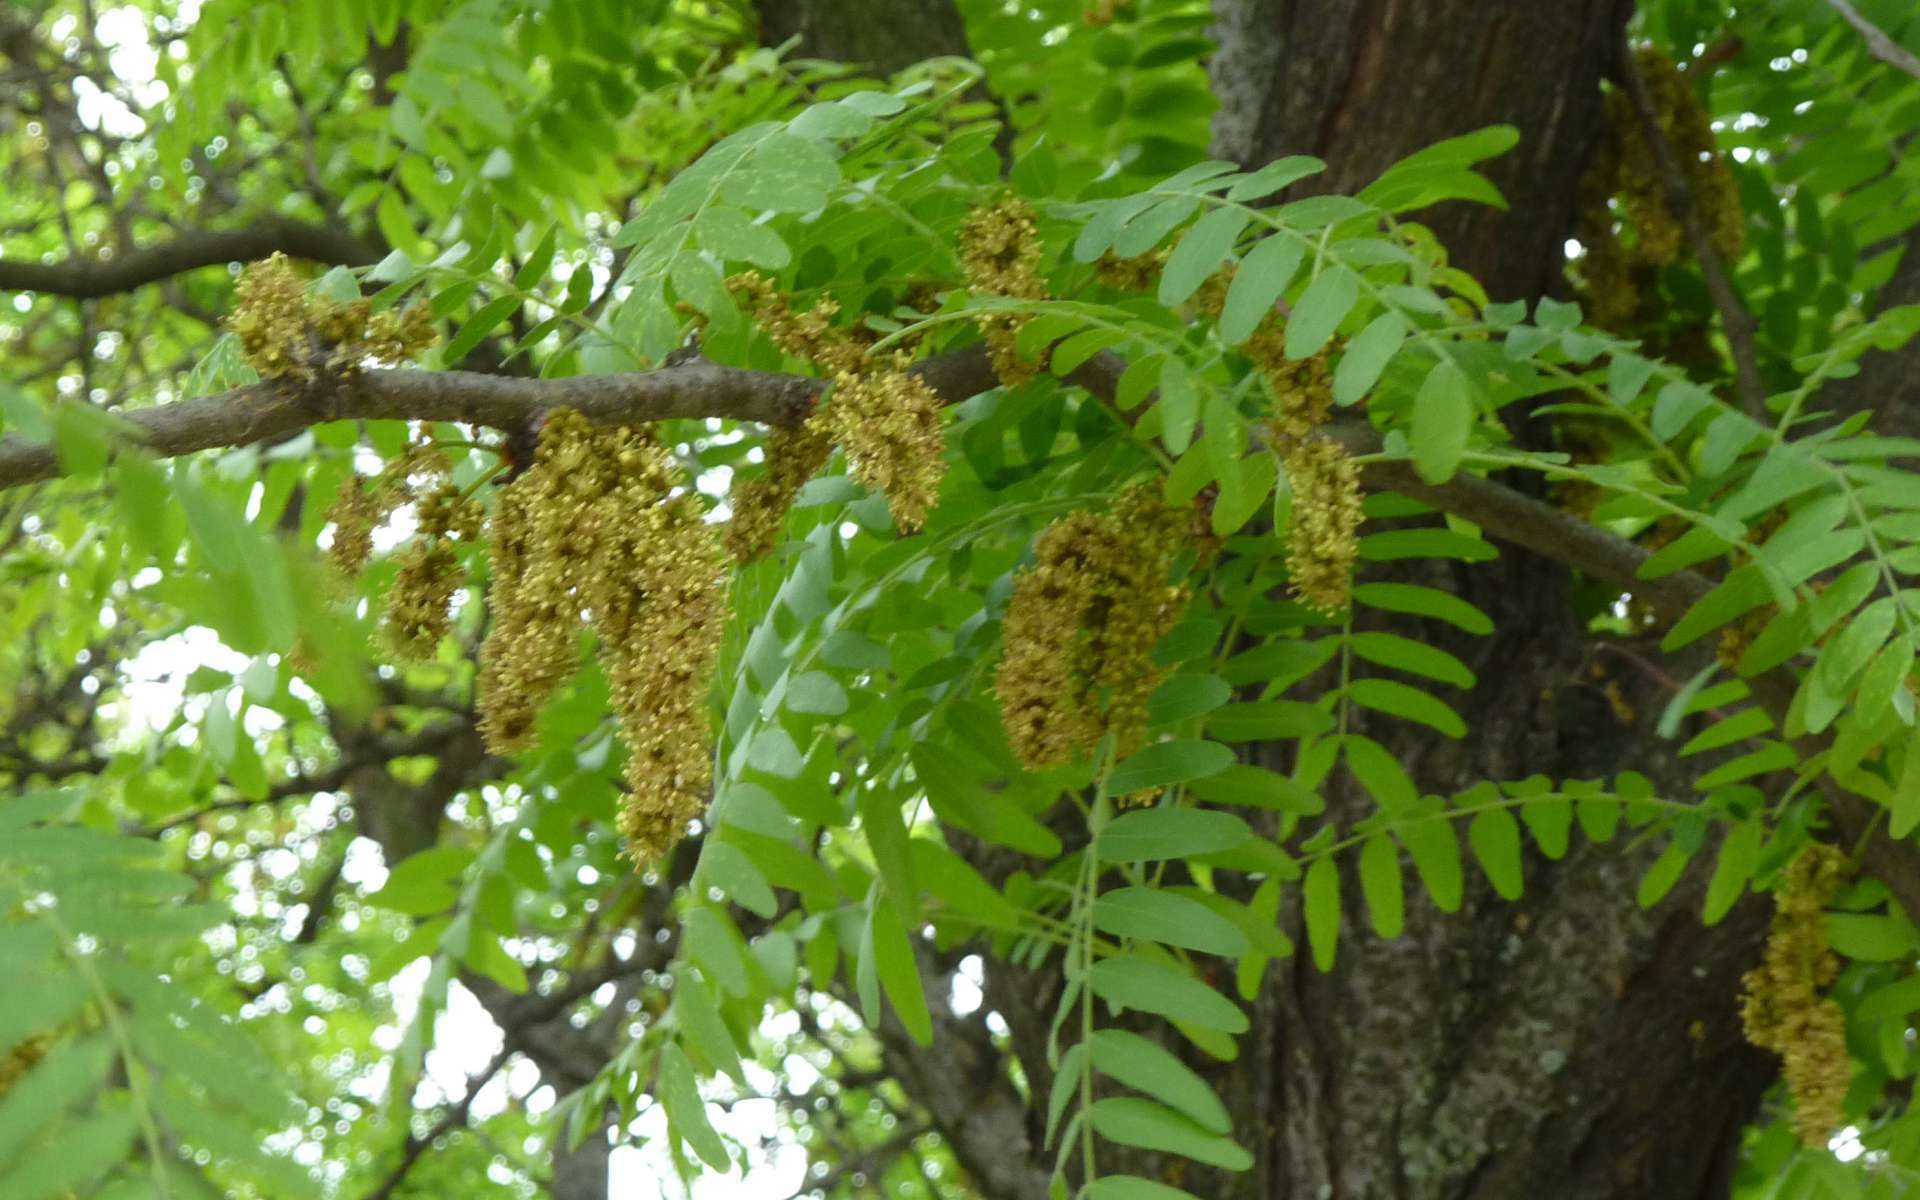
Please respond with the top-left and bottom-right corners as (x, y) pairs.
(475, 410), (728, 863)
(1740, 844), (1852, 1147)
(996, 482), (1191, 772)
(726, 272), (949, 544)
(960, 198), (1049, 388)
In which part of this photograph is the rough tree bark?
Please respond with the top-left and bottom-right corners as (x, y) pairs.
(761, 2), (1786, 1198)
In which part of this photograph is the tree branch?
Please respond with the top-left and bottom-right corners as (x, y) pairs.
(1825, 0), (1920, 82)
(0, 216), (380, 299)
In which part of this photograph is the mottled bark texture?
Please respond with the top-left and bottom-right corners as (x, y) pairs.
(758, 0), (974, 74)
(1209, 0), (1631, 302)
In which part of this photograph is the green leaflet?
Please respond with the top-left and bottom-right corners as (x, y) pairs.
(1087, 957), (1250, 1034)
(1089, 1028), (1233, 1134)
(1094, 886), (1251, 957)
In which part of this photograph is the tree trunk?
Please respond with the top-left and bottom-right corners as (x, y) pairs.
(1180, 6), (1779, 1197)
(758, 0), (974, 74)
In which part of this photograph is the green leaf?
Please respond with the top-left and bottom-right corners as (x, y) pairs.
(697, 207), (792, 268)
(1518, 794), (1572, 860)
(443, 294), (521, 363)
(1701, 821), (1762, 927)
(1087, 1179), (1204, 1200)
(1097, 807), (1252, 862)
(1349, 633), (1475, 688)
(696, 841), (777, 920)
(1159, 208), (1250, 307)
(910, 838), (1021, 929)
(1094, 887), (1250, 957)
(1396, 814), (1463, 911)
(1303, 855), (1340, 970)
(1088, 1098), (1251, 1171)
(1357, 528), (1497, 563)
(1186, 764), (1324, 814)
(1411, 360), (1475, 484)
(1205, 701), (1334, 741)
(1284, 268), (1359, 359)
(1224, 155), (1324, 202)
(672, 970), (745, 1086)
(1661, 564), (1772, 653)
(868, 895), (933, 1044)
(1636, 840), (1693, 908)
(1333, 313), (1407, 405)
(1343, 736), (1417, 809)
(657, 1044), (731, 1171)
(1349, 678), (1466, 737)
(1106, 740), (1236, 794)
(1827, 913), (1920, 961)
(1357, 834), (1404, 938)
(1351, 582), (1493, 633)
(1467, 807), (1524, 900)
(682, 907), (751, 998)
(1148, 674), (1233, 725)
(1087, 957), (1249, 1033)
(1219, 235), (1305, 343)
(1089, 1028), (1232, 1134)
(1894, 727), (1920, 839)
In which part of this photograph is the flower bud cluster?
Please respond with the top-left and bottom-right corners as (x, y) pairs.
(228, 253), (434, 381)
(1740, 843), (1852, 1146)
(386, 482), (485, 660)
(996, 482), (1191, 772)
(727, 272), (948, 548)
(476, 409), (727, 864)
(1249, 344), (1361, 614)
(960, 198), (1049, 388)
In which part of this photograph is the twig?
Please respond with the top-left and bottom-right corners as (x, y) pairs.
(1825, 0), (1920, 81)
(1614, 41), (1769, 420)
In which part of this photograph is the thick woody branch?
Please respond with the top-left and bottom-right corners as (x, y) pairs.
(0, 216), (380, 299)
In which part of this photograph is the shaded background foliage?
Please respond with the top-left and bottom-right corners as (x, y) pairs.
(1, 2), (1920, 1200)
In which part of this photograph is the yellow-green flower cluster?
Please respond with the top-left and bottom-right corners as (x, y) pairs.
(1741, 843), (1852, 1147)
(477, 409), (728, 864)
(996, 482), (1191, 772)
(385, 483), (484, 660)
(1257, 347), (1335, 452)
(724, 422), (835, 562)
(228, 253), (434, 381)
(1095, 250), (1165, 293)
(1243, 342), (1361, 614)
(1283, 438), (1364, 614)
(821, 364), (947, 533)
(727, 273), (949, 543)
(960, 198), (1049, 388)
(727, 270), (867, 377)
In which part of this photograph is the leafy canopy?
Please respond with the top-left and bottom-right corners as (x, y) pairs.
(1, 0), (1919, 1197)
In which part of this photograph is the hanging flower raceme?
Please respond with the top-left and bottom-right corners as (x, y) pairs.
(1740, 843), (1852, 1147)
(725, 272), (949, 550)
(1253, 344), (1362, 614)
(960, 197), (1050, 388)
(475, 409), (728, 865)
(996, 482), (1192, 773)
(385, 483), (484, 660)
